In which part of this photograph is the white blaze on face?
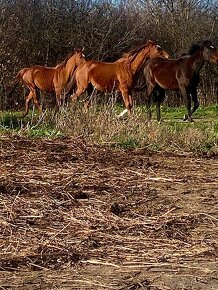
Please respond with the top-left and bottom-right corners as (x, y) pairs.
(210, 46), (214, 49)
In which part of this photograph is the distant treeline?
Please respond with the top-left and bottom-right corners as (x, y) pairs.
(0, 0), (218, 110)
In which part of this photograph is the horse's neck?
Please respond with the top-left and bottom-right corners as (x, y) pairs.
(64, 56), (77, 78)
(189, 50), (205, 74)
(129, 49), (150, 75)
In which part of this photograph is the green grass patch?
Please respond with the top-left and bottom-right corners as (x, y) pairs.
(0, 110), (63, 138)
(0, 104), (217, 154)
(112, 137), (140, 149)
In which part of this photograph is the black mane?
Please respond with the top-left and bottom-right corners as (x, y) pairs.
(188, 43), (201, 55)
(188, 40), (213, 55)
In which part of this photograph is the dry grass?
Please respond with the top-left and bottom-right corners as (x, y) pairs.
(50, 103), (218, 154)
(1, 101), (217, 154)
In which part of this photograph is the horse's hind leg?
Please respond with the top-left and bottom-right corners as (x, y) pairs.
(32, 89), (43, 115)
(23, 91), (33, 117)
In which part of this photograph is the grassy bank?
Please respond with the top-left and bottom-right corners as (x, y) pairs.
(0, 104), (217, 154)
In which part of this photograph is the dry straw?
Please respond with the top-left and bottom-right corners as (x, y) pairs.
(0, 135), (217, 289)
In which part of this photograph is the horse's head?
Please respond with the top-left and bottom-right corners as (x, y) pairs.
(148, 40), (169, 59)
(202, 41), (218, 64)
(74, 48), (86, 66)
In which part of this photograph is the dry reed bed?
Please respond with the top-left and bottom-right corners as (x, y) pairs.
(0, 136), (217, 289)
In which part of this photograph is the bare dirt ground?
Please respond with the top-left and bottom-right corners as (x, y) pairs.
(0, 136), (217, 290)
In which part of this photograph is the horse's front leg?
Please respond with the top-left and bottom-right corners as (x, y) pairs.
(71, 85), (86, 103)
(118, 85), (132, 117)
(145, 95), (152, 121)
(156, 101), (161, 122)
(84, 84), (96, 111)
(190, 86), (199, 116)
(145, 83), (155, 122)
(154, 86), (165, 122)
(180, 86), (193, 122)
(54, 94), (61, 115)
(54, 87), (64, 115)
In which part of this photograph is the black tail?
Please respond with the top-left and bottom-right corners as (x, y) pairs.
(132, 68), (147, 92)
(133, 82), (147, 92)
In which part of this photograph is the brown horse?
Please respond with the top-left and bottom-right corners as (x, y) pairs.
(143, 40), (218, 122)
(68, 40), (169, 116)
(9, 49), (86, 116)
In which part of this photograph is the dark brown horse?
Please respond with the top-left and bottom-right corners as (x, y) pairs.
(67, 40), (169, 116)
(143, 40), (218, 122)
(9, 49), (86, 116)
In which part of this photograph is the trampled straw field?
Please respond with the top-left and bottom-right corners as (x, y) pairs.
(0, 129), (217, 289)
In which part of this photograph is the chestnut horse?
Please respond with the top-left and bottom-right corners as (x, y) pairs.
(67, 40), (169, 116)
(9, 49), (86, 116)
(143, 40), (218, 122)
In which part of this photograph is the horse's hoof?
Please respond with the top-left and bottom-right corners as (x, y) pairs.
(183, 114), (188, 121)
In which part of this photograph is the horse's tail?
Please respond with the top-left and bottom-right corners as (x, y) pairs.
(133, 82), (147, 92)
(132, 69), (147, 92)
(7, 68), (27, 97)
(133, 60), (152, 92)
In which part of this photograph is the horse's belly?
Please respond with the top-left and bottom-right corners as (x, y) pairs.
(35, 80), (53, 92)
(34, 72), (54, 92)
(156, 76), (178, 91)
(92, 79), (117, 92)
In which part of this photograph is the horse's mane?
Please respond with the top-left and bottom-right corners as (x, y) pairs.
(188, 43), (201, 55)
(55, 48), (84, 68)
(55, 52), (75, 68)
(122, 40), (156, 59)
(188, 40), (212, 55)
